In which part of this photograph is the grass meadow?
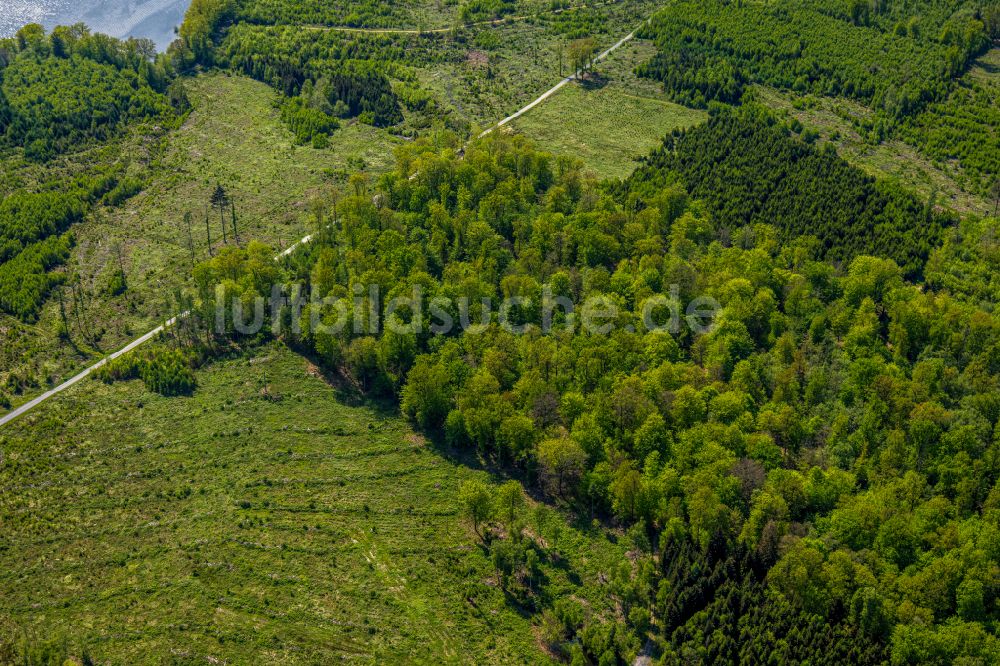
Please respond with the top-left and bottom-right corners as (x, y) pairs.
(511, 40), (707, 180)
(0, 341), (626, 664)
(0, 73), (400, 417)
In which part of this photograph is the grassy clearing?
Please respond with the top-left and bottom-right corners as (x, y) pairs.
(0, 73), (400, 416)
(752, 85), (989, 216)
(510, 40), (707, 180)
(0, 341), (625, 663)
(81, 72), (397, 278)
(966, 46), (1000, 88)
(414, 0), (661, 127)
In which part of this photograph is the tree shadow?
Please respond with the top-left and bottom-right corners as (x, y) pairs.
(578, 72), (610, 91)
(976, 58), (999, 75)
(284, 341), (493, 471)
(286, 340), (397, 413)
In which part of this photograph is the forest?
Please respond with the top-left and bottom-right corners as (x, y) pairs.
(235, 0), (556, 28)
(631, 107), (955, 278)
(637, 0), (993, 111)
(899, 55), (1000, 196)
(0, 234), (72, 321)
(0, 171), (153, 321)
(0, 26), (185, 320)
(120, 131), (999, 665)
(194, 17), (467, 141)
(215, 25), (430, 127)
(635, 0), (1000, 197)
(237, 0), (424, 28)
(1, 0), (999, 662)
(0, 24), (179, 159)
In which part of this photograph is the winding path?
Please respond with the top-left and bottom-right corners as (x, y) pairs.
(0, 20), (645, 429)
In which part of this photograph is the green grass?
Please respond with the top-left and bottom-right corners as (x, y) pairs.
(81, 71), (397, 279)
(0, 72), (401, 416)
(0, 341), (625, 664)
(414, 0), (662, 127)
(966, 46), (1000, 89)
(510, 40), (707, 180)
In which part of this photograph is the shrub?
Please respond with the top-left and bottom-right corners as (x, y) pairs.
(0, 234), (73, 320)
(95, 346), (198, 396)
(103, 269), (128, 297)
(101, 177), (144, 206)
(280, 97), (338, 145)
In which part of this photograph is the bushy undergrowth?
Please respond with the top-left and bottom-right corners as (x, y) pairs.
(94, 345), (198, 396)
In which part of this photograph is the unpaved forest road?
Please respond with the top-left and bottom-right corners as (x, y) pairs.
(478, 26), (641, 137)
(0, 20), (645, 428)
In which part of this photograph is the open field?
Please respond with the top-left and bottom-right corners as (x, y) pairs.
(414, 0), (661, 126)
(966, 46), (1000, 88)
(1, 73), (400, 416)
(510, 40), (706, 179)
(0, 341), (625, 663)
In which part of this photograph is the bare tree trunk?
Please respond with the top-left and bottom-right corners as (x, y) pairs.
(231, 199), (239, 244)
(57, 286), (69, 340)
(205, 207), (213, 256)
(185, 212), (195, 267)
(114, 243), (127, 292)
